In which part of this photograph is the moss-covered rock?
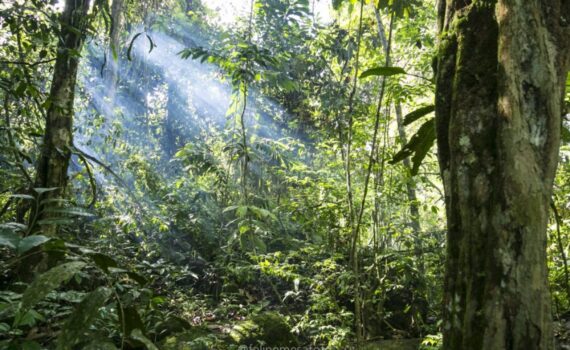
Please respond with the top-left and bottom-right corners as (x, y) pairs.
(160, 326), (213, 350)
(230, 312), (298, 347)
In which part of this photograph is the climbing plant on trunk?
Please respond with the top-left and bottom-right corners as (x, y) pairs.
(33, 0), (91, 235)
(435, 1), (569, 349)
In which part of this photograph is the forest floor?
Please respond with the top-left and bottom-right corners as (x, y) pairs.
(556, 318), (570, 349)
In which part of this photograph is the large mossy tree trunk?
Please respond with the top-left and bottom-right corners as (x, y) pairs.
(33, 0), (91, 235)
(435, 1), (569, 349)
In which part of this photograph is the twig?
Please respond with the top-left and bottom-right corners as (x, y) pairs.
(75, 151), (98, 208)
(0, 58), (56, 67)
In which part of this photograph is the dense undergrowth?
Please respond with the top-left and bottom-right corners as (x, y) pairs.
(0, 224), (445, 349)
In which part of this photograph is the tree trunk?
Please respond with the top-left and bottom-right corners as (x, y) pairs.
(105, 0), (124, 104)
(435, 1), (569, 349)
(33, 0), (91, 235)
(394, 104), (422, 274)
(394, 104), (421, 233)
(372, 3), (422, 264)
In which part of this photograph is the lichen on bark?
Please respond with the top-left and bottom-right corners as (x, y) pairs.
(435, 0), (570, 349)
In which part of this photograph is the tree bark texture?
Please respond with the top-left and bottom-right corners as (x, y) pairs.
(105, 0), (124, 103)
(435, 0), (569, 349)
(34, 0), (91, 234)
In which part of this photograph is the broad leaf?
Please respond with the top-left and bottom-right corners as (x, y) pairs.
(90, 253), (118, 273)
(119, 307), (144, 337)
(9, 194), (34, 200)
(17, 236), (50, 255)
(56, 287), (112, 349)
(42, 207), (94, 217)
(130, 329), (159, 350)
(0, 229), (20, 250)
(127, 271), (148, 286)
(21, 262), (87, 313)
(33, 187), (58, 195)
(222, 205), (239, 213)
(236, 206), (248, 218)
(360, 66), (406, 79)
(403, 105), (435, 126)
(391, 119), (436, 175)
(36, 218), (74, 226)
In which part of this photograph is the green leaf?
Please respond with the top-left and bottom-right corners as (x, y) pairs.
(89, 253), (118, 273)
(9, 194), (35, 200)
(127, 272), (148, 286)
(21, 262), (87, 313)
(151, 296), (166, 306)
(131, 329), (159, 350)
(0, 222), (27, 232)
(251, 235), (267, 253)
(36, 218), (74, 226)
(42, 207), (94, 217)
(236, 206), (248, 218)
(39, 198), (68, 206)
(0, 229), (20, 250)
(56, 287), (112, 349)
(33, 187), (58, 195)
(17, 236), (50, 255)
(222, 205), (239, 213)
(391, 118), (436, 175)
(360, 66), (406, 79)
(119, 307), (144, 337)
(403, 105), (435, 126)
(249, 206), (277, 221)
(14, 309), (44, 327)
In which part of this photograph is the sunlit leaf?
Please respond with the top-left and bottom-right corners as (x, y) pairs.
(391, 118), (436, 175)
(403, 105), (435, 126)
(42, 207), (94, 217)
